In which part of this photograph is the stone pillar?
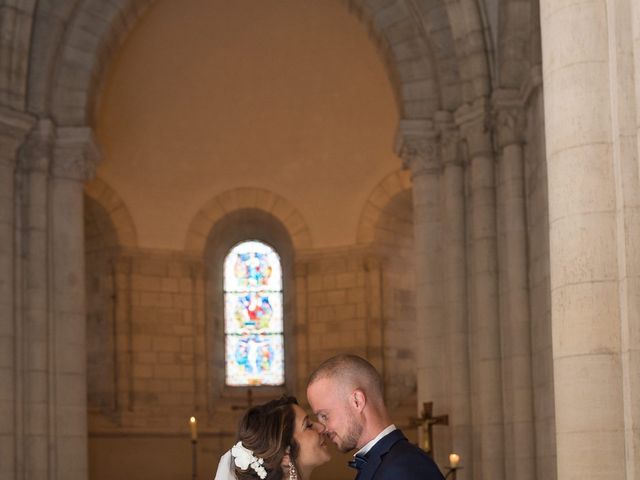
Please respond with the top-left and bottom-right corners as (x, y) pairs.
(635, 0), (640, 147)
(437, 111), (473, 477)
(456, 99), (504, 480)
(50, 126), (100, 480)
(493, 94), (536, 480)
(623, 1), (640, 476)
(608, 0), (640, 477)
(540, 1), (628, 478)
(395, 119), (448, 464)
(0, 106), (34, 480)
(18, 119), (54, 479)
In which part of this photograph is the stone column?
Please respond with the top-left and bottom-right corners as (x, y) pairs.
(456, 99), (504, 480)
(493, 95), (536, 480)
(624, 1), (640, 476)
(395, 119), (448, 464)
(437, 111), (473, 477)
(18, 119), (55, 479)
(608, 0), (640, 477)
(540, 1), (627, 478)
(635, 0), (640, 148)
(50, 126), (100, 480)
(0, 106), (34, 480)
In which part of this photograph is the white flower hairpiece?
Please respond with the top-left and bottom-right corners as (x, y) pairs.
(231, 441), (267, 479)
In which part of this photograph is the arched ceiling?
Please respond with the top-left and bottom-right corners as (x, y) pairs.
(94, 0), (401, 249)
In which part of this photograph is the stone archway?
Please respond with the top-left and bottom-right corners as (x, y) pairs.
(356, 169), (412, 245)
(85, 177), (138, 248)
(184, 187), (312, 254)
(24, 0), (493, 127)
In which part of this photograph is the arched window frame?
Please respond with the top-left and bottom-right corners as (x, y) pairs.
(222, 240), (285, 387)
(204, 209), (296, 404)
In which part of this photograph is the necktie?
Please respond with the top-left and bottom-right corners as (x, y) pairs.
(348, 454), (367, 470)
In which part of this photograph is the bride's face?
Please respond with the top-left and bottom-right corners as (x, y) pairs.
(292, 404), (331, 470)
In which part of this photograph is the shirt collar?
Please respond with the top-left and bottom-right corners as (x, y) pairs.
(354, 424), (397, 457)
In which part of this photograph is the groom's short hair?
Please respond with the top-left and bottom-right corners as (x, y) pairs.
(308, 354), (384, 404)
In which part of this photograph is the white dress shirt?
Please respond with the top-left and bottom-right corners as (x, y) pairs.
(354, 424), (397, 457)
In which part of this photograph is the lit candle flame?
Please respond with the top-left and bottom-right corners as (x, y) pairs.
(189, 416), (197, 441)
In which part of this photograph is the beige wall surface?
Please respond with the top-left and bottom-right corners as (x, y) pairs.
(95, 0), (400, 250)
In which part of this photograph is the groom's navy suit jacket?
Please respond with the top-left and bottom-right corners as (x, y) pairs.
(354, 429), (445, 480)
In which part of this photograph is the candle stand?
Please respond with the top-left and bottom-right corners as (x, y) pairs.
(189, 416), (198, 480)
(445, 453), (460, 480)
(192, 439), (198, 480)
(445, 466), (460, 480)
(444, 467), (461, 480)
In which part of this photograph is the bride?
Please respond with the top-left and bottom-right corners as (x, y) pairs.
(215, 396), (331, 480)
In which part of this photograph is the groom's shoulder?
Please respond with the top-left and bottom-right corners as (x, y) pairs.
(387, 437), (433, 462)
(381, 436), (445, 480)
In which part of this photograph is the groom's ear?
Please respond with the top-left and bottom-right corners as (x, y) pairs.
(351, 389), (366, 411)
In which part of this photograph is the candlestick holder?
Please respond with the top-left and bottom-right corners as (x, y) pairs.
(444, 466), (461, 480)
(191, 439), (198, 480)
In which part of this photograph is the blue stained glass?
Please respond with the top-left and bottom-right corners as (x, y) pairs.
(225, 292), (283, 334)
(226, 334), (284, 386)
(224, 241), (284, 387)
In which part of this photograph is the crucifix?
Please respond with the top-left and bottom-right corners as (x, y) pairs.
(231, 388), (254, 411)
(410, 401), (449, 457)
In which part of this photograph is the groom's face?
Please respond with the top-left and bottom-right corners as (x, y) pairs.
(307, 378), (363, 453)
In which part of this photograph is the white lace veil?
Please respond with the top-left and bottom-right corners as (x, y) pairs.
(214, 449), (236, 480)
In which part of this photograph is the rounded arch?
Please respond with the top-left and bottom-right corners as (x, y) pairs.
(84, 176), (138, 248)
(184, 188), (312, 254)
(204, 208), (297, 399)
(497, 0), (540, 89)
(356, 169), (412, 245)
(30, 0), (490, 126)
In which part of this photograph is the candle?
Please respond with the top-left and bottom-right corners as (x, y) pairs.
(189, 416), (197, 441)
(449, 453), (460, 468)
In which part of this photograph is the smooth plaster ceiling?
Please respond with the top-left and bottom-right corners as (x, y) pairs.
(95, 0), (401, 250)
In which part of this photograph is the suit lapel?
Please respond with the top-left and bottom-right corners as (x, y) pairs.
(357, 429), (405, 480)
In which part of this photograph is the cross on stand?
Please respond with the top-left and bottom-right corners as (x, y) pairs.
(410, 402), (448, 457)
(231, 388), (254, 411)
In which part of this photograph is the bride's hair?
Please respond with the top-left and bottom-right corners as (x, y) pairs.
(234, 396), (300, 480)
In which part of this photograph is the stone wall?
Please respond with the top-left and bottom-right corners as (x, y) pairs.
(85, 190), (417, 480)
(85, 197), (118, 412)
(372, 189), (417, 415)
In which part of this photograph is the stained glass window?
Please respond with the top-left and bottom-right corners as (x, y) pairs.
(224, 241), (284, 386)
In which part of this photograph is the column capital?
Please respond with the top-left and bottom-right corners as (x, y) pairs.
(19, 118), (55, 173)
(454, 98), (493, 158)
(519, 65), (543, 106)
(435, 110), (462, 166)
(394, 119), (441, 177)
(0, 106), (36, 167)
(492, 89), (527, 149)
(52, 126), (102, 181)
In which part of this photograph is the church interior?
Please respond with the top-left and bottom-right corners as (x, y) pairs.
(1, 0), (639, 479)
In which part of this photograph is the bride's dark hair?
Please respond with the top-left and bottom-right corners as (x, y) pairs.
(234, 396), (300, 480)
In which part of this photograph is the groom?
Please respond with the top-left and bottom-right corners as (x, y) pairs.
(307, 354), (444, 480)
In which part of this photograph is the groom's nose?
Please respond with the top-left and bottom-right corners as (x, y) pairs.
(312, 421), (326, 433)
